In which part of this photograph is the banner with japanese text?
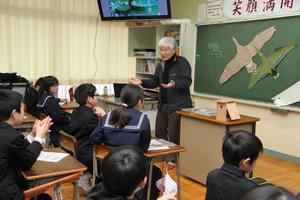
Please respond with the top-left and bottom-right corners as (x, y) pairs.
(224, 0), (300, 19)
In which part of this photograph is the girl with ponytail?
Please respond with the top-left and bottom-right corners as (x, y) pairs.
(90, 84), (150, 151)
(90, 84), (162, 200)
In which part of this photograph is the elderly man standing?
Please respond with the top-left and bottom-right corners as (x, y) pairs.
(129, 36), (192, 146)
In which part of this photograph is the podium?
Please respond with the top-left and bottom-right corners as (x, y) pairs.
(176, 110), (259, 184)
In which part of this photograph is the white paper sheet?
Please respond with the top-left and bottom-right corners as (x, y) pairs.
(148, 139), (170, 151)
(272, 81), (300, 106)
(37, 151), (69, 162)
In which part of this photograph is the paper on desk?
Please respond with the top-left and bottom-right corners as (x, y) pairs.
(148, 139), (170, 151)
(37, 151), (69, 162)
(272, 81), (300, 106)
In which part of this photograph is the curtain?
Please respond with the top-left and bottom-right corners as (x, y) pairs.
(0, 0), (136, 84)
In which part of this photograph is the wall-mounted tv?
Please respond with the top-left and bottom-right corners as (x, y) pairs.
(97, 0), (171, 21)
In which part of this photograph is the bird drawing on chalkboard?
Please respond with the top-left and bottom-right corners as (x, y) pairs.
(219, 26), (277, 85)
(248, 43), (296, 89)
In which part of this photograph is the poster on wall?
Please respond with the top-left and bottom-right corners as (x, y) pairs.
(207, 0), (223, 19)
(223, 0), (300, 19)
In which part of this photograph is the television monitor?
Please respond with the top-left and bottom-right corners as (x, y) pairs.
(113, 83), (127, 98)
(97, 0), (171, 21)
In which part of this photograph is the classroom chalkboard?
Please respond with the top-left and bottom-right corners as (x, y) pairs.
(194, 15), (300, 106)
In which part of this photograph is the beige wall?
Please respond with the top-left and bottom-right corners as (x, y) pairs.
(171, 0), (206, 23)
(171, 0), (300, 159)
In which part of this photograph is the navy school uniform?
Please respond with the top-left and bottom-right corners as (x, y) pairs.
(0, 122), (43, 199)
(90, 108), (151, 151)
(88, 182), (127, 200)
(90, 108), (161, 200)
(69, 105), (99, 174)
(37, 93), (69, 147)
(24, 86), (41, 118)
(205, 163), (257, 200)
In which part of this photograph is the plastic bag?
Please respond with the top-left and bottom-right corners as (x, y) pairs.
(156, 162), (177, 196)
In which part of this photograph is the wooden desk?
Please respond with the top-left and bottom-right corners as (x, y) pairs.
(22, 148), (87, 200)
(16, 112), (36, 130)
(93, 144), (187, 200)
(145, 146), (187, 200)
(23, 113), (36, 125)
(59, 101), (79, 110)
(63, 109), (73, 115)
(176, 110), (259, 184)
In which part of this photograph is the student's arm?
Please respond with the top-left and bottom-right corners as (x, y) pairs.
(140, 115), (151, 151)
(173, 58), (192, 90)
(89, 117), (105, 144)
(8, 135), (43, 170)
(8, 116), (52, 170)
(141, 65), (161, 89)
(45, 97), (68, 124)
(87, 113), (101, 133)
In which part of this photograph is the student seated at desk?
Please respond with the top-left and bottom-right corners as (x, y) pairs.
(90, 84), (162, 200)
(37, 76), (69, 147)
(241, 184), (300, 200)
(69, 83), (106, 191)
(205, 130), (264, 200)
(24, 77), (44, 118)
(88, 146), (175, 200)
(0, 89), (52, 200)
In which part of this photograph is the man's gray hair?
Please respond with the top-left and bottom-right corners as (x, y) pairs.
(158, 37), (176, 49)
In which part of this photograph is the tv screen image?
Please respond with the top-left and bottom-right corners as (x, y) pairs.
(97, 0), (171, 20)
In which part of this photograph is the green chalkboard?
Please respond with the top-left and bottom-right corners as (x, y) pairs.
(194, 15), (300, 106)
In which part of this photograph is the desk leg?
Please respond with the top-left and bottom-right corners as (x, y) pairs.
(73, 181), (80, 200)
(147, 160), (154, 200)
(54, 185), (59, 200)
(176, 154), (181, 200)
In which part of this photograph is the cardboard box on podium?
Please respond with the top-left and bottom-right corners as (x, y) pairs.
(216, 100), (240, 121)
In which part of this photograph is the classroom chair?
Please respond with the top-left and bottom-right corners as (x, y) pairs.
(92, 145), (110, 186)
(24, 172), (80, 200)
(59, 130), (78, 158)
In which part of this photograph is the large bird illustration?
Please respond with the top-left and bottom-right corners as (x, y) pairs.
(248, 43), (296, 89)
(219, 26), (277, 84)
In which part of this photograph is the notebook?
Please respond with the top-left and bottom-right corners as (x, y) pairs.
(113, 83), (127, 98)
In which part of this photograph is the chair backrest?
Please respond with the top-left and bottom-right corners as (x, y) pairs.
(59, 130), (78, 159)
(24, 172), (80, 199)
(92, 145), (111, 186)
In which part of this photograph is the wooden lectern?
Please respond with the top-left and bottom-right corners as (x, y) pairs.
(216, 100), (240, 121)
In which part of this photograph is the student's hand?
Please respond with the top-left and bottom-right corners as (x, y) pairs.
(157, 195), (177, 200)
(35, 116), (52, 138)
(129, 78), (142, 85)
(161, 80), (175, 89)
(31, 120), (39, 137)
(94, 106), (106, 117)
